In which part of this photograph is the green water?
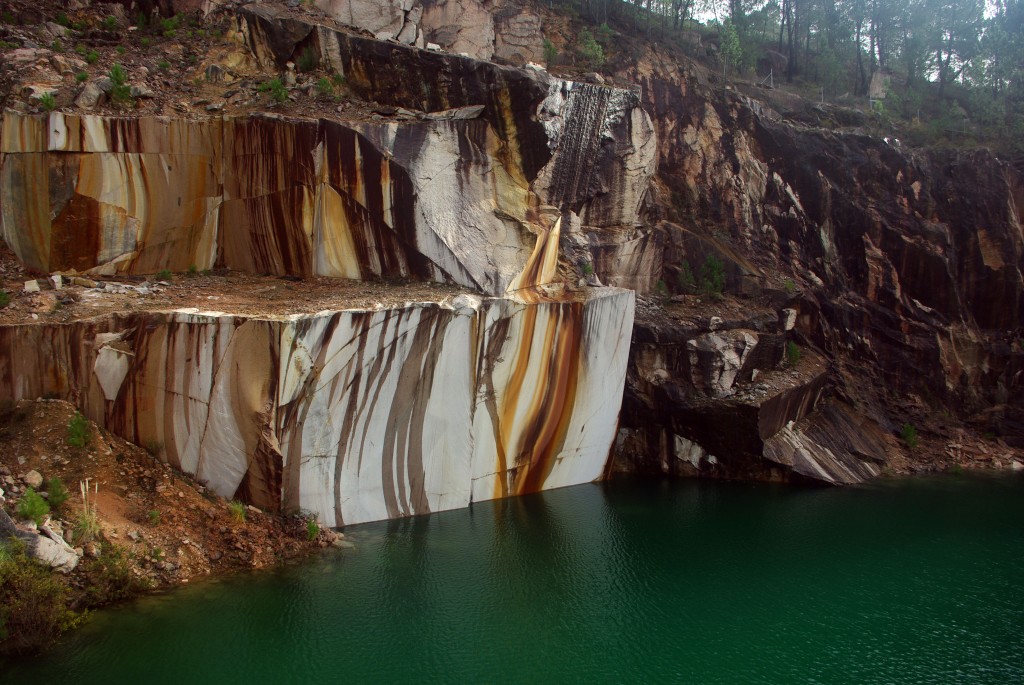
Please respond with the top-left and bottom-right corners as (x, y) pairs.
(3, 474), (1023, 684)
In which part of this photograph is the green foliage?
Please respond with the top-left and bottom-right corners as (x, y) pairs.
(81, 544), (150, 607)
(783, 278), (796, 294)
(229, 500), (247, 524)
(51, 39), (64, 52)
(56, 12), (70, 27)
(46, 477), (70, 512)
(677, 260), (696, 292)
(157, 60), (170, 71)
(160, 15), (181, 36)
(543, 38), (558, 67)
(38, 92), (56, 111)
(116, 45), (126, 55)
(316, 76), (334, 97)
(699, 254), (725, 296)
(85, 49), (99, 64)
(102, 16), (119, 30)
(0, 40), (16, 49)
(900, 423), (919, 449)
(654, 279), (670, 302)
(109, 63), (133, 106)
(786, 340), (801, 367)
(577, 28), (605, 70)
(297, 46), (317, 72)
(148, 509), (161, 525)
(156, 269), (172, 280)
(72, 508), (100, 545)
(67, 411), (89, 447)
(331, 72), (345, 87)
(720, 20), (741, 75)
(75, 43), (87, 56)
(140, 36), (151, 48)
(306, 518), (320, 541)
(0, 540), (82, 655)
(257, 77), (288, 103)
(582, 262), (594, 276)
(17, 488), (50, 526)
(187, 263), (198, 276)
(0, 289), (10, 307)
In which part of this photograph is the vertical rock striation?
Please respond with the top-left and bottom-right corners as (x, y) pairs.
(0, 289), (634, 526)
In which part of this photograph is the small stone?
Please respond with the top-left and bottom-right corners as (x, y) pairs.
(426, 42), (441, 51)
(583, 71), (605, 85)
(23, 469), (43, 489)
(130, 85), (155, 98)
(50, 274), (63, 290)
(127, 530), (140, 541)
(708, 316), (723, 331)
(24, 279), (40, 293)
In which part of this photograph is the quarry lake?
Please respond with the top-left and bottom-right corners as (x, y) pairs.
(4, 473), (1023, 684)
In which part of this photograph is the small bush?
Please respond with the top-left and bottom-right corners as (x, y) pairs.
(229, 500), (246, 524)
(296, 46), (316, 72)
(155, 269), (172, 280)
(330, 72), (345, 87)
(577, 28), (604, 70)
(0, 541), (82, 654)
(677, 260), (696, 292)
(147, 509), (161, 525)
(75, 71), (88, 83)
(157, 59), (170, 71)
(67, 411), (89, 447)
(109, 63), (133, 106)
(316, 76), (333, 97)
(51, 39), (64, 52)
(102, 16), (119, 30)
(116, 45), (125, 55)
(56, 12), (70, 27)
(75, 43), (86, 56)
(72, 508), (100, 545)
(140, 36), (151, 48)
(786, 340), (801, 367)
(46, 477), (70, 511)
(900, 423), (919, 449)
(0, 290), (9, 307)
(38, 92), (56, 111)
(81, 544), (149, 607)
(306, 518), (319, 541)
(85, 49), (99, 64)
(543, 38), (558, 67)
(257, 77), (288, 104)
(784, 278), (796, 293)
(699, 254), (726, 295)
(17, 488), (50, 526)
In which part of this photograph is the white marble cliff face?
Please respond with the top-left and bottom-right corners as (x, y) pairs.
(0, 288), (635, 526)
(0, 111), (539, 295)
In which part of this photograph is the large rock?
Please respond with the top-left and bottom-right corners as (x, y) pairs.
(0, 289), (635, 526)
(419, 0), (495, 60)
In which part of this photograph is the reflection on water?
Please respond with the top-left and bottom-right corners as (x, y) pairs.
(4, 474), (1023, 684)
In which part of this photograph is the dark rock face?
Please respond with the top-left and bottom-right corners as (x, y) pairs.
(606, 51), (1024, 477)
(239, 5), (553, 179)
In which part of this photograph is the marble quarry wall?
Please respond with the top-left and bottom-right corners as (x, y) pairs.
(0, 289), (634, 526)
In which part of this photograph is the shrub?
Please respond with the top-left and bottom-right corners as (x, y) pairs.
(85, 49), (99, 64)
(116, 45), (125, 55)
(51, 38), (63, 52)
(46, 477), (70, 512)
(699, 254), (726, 295)
(306, 518), (319, 541)
(784, 278), (796, 293)
(17, 488), (50, 526)
(73, 480), (101, 545)
(257, 77), (288, 103)
(316, 76), (333, 97)
(786, 340), (801, 367)
(155, 269), (172, 280)
(157, 60), (170, 71)
(229, 500), (246, 524)
(900, 423), (919, 449)
(147, 509), (160, 525)
(75, 71), (88, 83)
(577, 28), (604, 70)
(67, 411), (89, 447)
(109, 63), (133, 106)
(56, 12), (70, 27)
(0, 541), (82, 654)
(102, 16), (118, 30)
(297, 46), (316, 72)
(38, 92), (56, 111)
(677, 260), (696, 292)
(140, 36), (151, 48)
(0, 290), (9, 307)
(543, 38), (557, 67)
(80, 544), (149, 607)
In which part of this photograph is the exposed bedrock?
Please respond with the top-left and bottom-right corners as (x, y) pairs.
(0, 288), (634, 526)
(605, 53), (1024, 446)
(613, 311), (890, 483)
